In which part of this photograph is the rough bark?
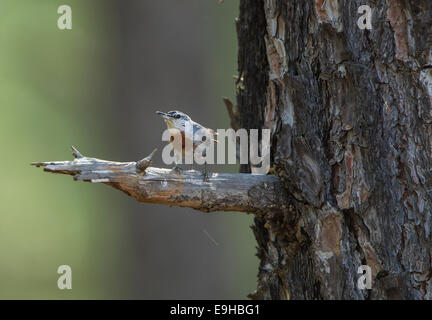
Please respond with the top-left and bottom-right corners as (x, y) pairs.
(238, 0), (432, 299)
(29, 0), (432, 300)
(31, 147), (288, 214)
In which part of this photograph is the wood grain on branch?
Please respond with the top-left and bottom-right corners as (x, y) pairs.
(31, 147), (288, 213)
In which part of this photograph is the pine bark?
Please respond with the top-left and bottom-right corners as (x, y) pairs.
(237, 0), (432, 299)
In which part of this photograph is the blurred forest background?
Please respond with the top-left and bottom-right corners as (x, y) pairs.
(0, 0), (258, 299)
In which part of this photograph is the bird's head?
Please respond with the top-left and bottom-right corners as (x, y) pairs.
(156, 110), (191, 129)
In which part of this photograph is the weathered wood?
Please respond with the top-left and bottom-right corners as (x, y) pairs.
(31, 147), (288, 213)
(223, 97), (241, 131)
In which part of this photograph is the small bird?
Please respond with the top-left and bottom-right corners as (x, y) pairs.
(156, 110), (217, 181)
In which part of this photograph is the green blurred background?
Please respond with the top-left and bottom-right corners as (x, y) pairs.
(0, 0), (258, 299)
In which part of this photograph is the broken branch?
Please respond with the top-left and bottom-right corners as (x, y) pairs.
(223, 97), (241, 131)
(31, 147), (288, 213)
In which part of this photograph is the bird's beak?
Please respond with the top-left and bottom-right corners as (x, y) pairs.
(156, 111), (170, 120)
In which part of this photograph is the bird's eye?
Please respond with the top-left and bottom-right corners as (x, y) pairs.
(175, 114), (181, 119)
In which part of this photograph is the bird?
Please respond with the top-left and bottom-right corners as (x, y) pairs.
(156, 110), (217, 181)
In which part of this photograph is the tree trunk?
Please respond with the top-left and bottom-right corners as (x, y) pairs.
(237, 0), (432, 299)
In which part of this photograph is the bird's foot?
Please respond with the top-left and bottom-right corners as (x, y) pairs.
(171, 165), (183, 174)
(201, 168), (210, 182)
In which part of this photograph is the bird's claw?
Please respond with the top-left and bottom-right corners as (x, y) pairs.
(201, 169), (209, 182)
(171, 165), (183, 173)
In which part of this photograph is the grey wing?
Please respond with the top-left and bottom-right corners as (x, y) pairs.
(192, 122), (207, 144)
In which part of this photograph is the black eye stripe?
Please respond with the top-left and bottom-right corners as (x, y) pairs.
(168, 111), (183, 119)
